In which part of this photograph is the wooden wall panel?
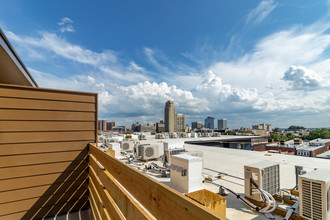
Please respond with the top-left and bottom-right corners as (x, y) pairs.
(0, 109), (95, 121)
(0, 84), (97, 219)
(0, 141), (91, 156)
(0, 121), (95, 132)
(0, 131), (95, 144)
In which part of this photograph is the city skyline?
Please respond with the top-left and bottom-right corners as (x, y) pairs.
(1, 1), (330, 128)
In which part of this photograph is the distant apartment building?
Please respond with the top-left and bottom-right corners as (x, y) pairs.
(204, 116), (215, 129)
(164, 101), (186, 132)
(217, 119), (227, 130)
(107, 121), (115, 130)
(98, 120), (107, 131)
(191, 121), (202, 130)
(252, 123), (272, 132)
(156, 122), (165, 133)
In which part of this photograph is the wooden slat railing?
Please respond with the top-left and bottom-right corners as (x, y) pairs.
(89, 143), (227, 220)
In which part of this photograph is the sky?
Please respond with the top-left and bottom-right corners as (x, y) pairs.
(1, 0), (330, 129)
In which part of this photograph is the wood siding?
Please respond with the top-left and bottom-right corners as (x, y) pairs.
(0, 84), (97, 220)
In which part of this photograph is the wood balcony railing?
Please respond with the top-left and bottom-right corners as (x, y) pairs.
(89, 143), (226, 220)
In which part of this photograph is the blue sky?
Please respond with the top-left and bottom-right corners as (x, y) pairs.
(1, 0), (330, 128)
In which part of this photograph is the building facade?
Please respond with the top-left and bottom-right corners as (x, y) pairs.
(204, 116), (215, 129)
(217, 119), (227, 130)
(252, 123), (272, 132)
(107, 121), (116, 130)
(164, 101), (185, 132)
(191, 121), (202, 130)
(98, 120), (107, 131)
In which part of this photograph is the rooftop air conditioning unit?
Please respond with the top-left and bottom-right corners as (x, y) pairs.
(170, 133), (177, 138)
(244, 161), (280, 202)
(139, 134), (146, 140)
(120, 141), (134, 152)
(139, 144), (160, 161)
(181, 133), (188, 138)
(163, 148), (186, 164)
(170, 154), (203, 193)
(213, 132), (220, 137)
(299, 169), (330, 220)
(180, 151), (204, 168)
(137, 144), (150, 157)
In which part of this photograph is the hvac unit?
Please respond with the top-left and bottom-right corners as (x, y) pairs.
(170, 133), (178, 138)
(139, 144), (160, 160)
(181, 133), (188, 138)
(163, 148), (187, 164)
(213, 132), (221, 137)
(137, 144), (150, 157)
(180, 151), (204, 168)
(139, 134), (146, 140)
(170, 154), (203, 193)
(299, 169), (330, 220)
(120, 141), (134, 152)
(155, 133), (165, 139)
(106, 143), (121, 158)
(244, 161), (280, 202)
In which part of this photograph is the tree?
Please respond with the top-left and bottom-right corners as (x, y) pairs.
(272, 127), (280, 133)
(303, 128), (330, 140)
(288, 125), (305, 130)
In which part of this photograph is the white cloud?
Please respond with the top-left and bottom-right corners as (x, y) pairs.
(282, 65), (323, 90)
(58, 17), (75, 33)
(246, 0), (278, 25)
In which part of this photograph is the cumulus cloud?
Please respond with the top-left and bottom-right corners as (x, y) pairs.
(246, 0), (278, 25)
(58, 17), (75, 33)
(282, 65), (323, 90)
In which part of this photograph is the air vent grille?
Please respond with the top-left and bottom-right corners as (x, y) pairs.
(123, 143), (129, 150)
(262, 165), (280, 196)
(301, 179), (324, 220)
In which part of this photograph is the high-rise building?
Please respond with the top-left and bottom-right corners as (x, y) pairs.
(164, 101), (186, 132)
(176, 113), (186, 132)
(252, 123), (272, 132)
(204, 116), (215, 129)
(98, 120), (107, 131)
(217, 119), (227, 130)
(107, 121), (115, 130)
(164, 101), (175, 132)
(191, 121), (202, 130)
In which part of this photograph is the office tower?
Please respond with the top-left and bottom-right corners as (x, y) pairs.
(176, 113), (186, 132)
(164, 101), (186, 132)
(191, 121), (202, 130)
(218, 119), (227, 130)
(98, 120), (107, 131)
(107, 121), (115, 130)
(204, 116), (215, 129)
(164, 101), (175, 132)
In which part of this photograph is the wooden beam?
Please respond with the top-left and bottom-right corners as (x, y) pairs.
(90, 154), (152, 220)
(90, 144), (226, 220)
(89, 167), (125, 220)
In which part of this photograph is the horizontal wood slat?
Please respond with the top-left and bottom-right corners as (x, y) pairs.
(0, 142), (89, 156)
(90, 144), (225, 220)
(90, 154), (151, 220)
(0, 196), (88, 220)
(0, 86), (96, 103)
(0, 150), (87, 168)
(0, 168), (88, 192)
(89, 167), (125, 220)
(0, 109), (95, 121)
(0, 187), (87, 216)
(0, 178), (88, 204)
(0, 121), (95, 132)
(0, 97), (95, 112)
(0, 158), (88, 180)
(89, 176), (108, 220)
(0, 131), (95, 144)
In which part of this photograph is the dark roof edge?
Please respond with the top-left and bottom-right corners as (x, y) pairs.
(0, 27), (38, 87)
